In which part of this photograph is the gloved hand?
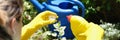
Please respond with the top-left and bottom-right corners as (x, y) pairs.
(27, 11), (58, 26)
(21, 11), (58, 40)
(67, 15), (104, 40)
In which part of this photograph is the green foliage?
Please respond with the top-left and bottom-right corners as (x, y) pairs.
(23, 0), (37, 25)
(29, 22), (69, 40)
(100, 20), (120, 40)
(80, 0), (97, 18)
(23, 0), (47, 25)
(116, 0), (120, 3)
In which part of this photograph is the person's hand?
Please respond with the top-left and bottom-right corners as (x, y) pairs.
(28, 11), (58, 26)
(67, 15), (104, 40)
(21, 11), (58, 40)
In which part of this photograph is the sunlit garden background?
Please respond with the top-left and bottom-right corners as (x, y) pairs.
(23, 0), (120, 40)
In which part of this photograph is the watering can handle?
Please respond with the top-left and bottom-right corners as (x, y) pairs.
(30, 0), (45, 12)
(72, 1), (85, 17)
(30, 0), (85, 17)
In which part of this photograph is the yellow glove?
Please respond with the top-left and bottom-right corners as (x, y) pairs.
(21, 11), (58, 40)
(67, 15), (104, 40)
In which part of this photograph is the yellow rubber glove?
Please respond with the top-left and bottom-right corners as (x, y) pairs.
(21, 11), (58, 40)
(67, 15), (104, 40)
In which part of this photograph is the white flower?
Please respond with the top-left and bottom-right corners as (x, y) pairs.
(61, 37), (66, 40)
(53, 22), (61, 28)
(52, 32), (57, 37)
(54, 26), (66, 36)
(59, 26), (66, 31)
(59, 27), (66, 36)
(42, 31), (51, 38)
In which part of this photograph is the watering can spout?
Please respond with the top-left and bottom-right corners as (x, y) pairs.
(30, 0), (45, 12)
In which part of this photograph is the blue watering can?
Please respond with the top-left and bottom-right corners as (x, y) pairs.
(30, 0), (85, 39)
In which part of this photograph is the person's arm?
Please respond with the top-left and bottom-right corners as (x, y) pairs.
(21, 11), (58, 40)
(67, 15), (104, 40)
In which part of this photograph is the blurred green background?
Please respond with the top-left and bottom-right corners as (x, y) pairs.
(23, 0), (120, 40)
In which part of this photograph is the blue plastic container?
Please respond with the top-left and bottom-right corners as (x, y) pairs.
(30, 0), (85, 39)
